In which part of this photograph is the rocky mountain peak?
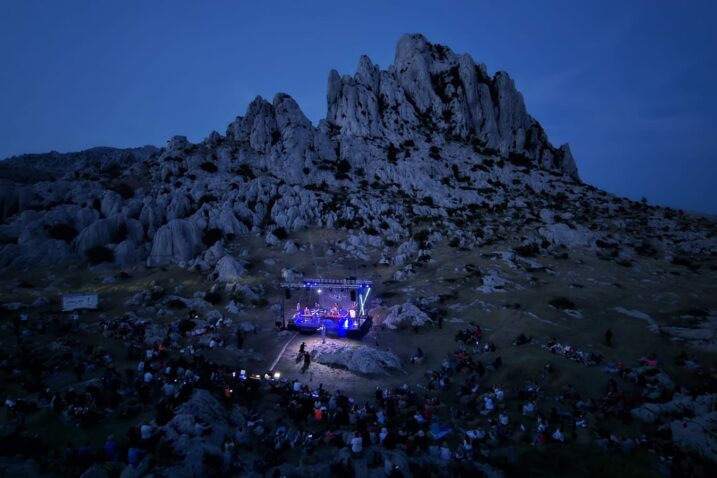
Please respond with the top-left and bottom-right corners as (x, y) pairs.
(10, 33), (694, 274)
(326, 33), (579, 180)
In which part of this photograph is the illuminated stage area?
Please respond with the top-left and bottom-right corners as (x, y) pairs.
(280, 278), (372, 339)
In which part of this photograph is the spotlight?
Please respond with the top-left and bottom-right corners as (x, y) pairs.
(318, 289), (322, 293)
(273, 371), (281, 379)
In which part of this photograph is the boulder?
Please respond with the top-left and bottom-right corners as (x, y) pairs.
(214, 255), (246, 282)
(311, 343), (404, 375)
(147, 219), (202, 267)
(670, 411), (717, 463)
(538, 223), (595, 248)
(157, 390), (229, 478)
(283, 240), (299, 254)
(204, 241), (226, 265)
(382, 303), (433, 330)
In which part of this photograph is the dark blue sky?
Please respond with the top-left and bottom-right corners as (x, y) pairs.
(1, 1), (715, 213)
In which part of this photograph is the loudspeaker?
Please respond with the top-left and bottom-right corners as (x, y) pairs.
(284, 289), (291, 299)
(350, 290), (356, 301)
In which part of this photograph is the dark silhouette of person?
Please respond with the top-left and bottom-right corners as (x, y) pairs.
(302, 350), (311, 373)
(605, 329), (613, 347)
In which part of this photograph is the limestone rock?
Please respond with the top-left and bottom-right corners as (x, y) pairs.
(147, 219), (202, 267)
(382, 303), (433, 330)
(214, 255), (246, 282)
(311, 343), (404, 375)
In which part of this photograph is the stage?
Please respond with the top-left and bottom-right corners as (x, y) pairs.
(281, 278), (373, 339)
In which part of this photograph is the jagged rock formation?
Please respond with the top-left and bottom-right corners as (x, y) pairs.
(327, 34), (577, 178)
(0, 34), (715, 272)
(310, 343), (404, 375)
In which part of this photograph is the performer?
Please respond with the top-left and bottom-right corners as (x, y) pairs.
(304, 306), (310, 316)
(296, 302), (301, 312)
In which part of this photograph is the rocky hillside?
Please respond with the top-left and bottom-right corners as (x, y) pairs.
(0, 34), (714, 273)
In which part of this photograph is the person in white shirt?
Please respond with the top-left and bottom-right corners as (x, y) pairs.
(140, 424), (153, 441)
(351, 432), (363, 456)
(552, 427), (565, 442)
(494, 386), (504, 401)
(499, 413), (509, 426)
(439, 443), (451, 460)
(143, 371), (153, 383)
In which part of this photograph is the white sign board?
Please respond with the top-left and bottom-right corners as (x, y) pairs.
(62, 294), (98, 312)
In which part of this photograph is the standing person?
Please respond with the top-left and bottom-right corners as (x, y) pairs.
(302, 350), (311, 373)
(605, 329), (613, 347)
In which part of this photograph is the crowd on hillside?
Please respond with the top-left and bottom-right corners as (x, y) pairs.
(1, 311), (712, 476)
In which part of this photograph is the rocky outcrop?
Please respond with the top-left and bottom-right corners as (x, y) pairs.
(382, 303), (433, 330)
(1, 33), (715, 275)
(327, 33), (579, 179)
(632, 393), (717, 463)
(214, 255), (246, 282)
(146, 219), (202, 267)
(311, 343), (404, 375)
(156, 390), (230, 478)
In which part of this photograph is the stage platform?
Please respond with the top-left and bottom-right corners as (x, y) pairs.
(287, 312), (372, 339)
(281, 277), (374, 340)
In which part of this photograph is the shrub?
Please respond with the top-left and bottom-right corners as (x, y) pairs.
(514, 244), (540, 258)
(429, 145), (441, 160)
(167, 299), (187, 309)
(413, 229), (430, 243)
(205, 291), (222, 305)
(85, 245), (114, 265)
(199, 161), (218, 173)
(113, 222), (129, 243)
(273, 227), (288, 240)
(387, 144), (398, 163)
(271, 130), (282, 145)
(198, 194), (218, 206)
(671, 256), (699, 271)
(202, 228), (223, 247)
(549, 297), (576, 310)
(507, 152), (532, 168)
(251, 297), (269, 307)
(45, 223), (77, 242)
(111, 182), (135, 199)
(337, 159), (351, 174)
